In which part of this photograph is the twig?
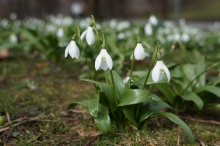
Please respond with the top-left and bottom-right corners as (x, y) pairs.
(195, 134), (206, 146)
(84, 135), (99, 146)
(0, 116), (39, 133)
(179, 116), (220, 126)
(177, 126), (181, 146)
(6, 111), (11, 124)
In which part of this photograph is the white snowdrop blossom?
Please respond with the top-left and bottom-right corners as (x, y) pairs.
(181, 33), (190, 42)
(123, 76), (130, 84)
(144, 23), (153, 36)
(80, 26), (96, 45)
(152, 61), (171, 82)
(134, 43), (146, 60)
(65, 40), (80, 59)
(57, 28), (64, 38)
(9, 34), (17, 43)
(149, 15), (158, 26)
(95, 49), (113, 71)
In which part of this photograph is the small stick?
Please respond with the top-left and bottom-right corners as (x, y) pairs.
(6, 110), (11, 124)
(179, 116), (220, 126)
(195, 134), (205, 146)
(84, 135), (99, 146)
(177, 126), (181, 146)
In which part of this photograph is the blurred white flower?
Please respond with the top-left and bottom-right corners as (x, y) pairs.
(57, 28), (64, 38)
(81, 26), (96, 45)
(149, 15), (158, 26)
(95, 49), (113, 71)
(10, 13), (17, 20)
(152, 61), (170, 82)
(9, 34), (17, 43)
(65, 40), (80, 59)
(144, 23), (153, 36)
(123, 76), (130, 84)
(181, 33), (190, 42)
(134, 43), (146, 60)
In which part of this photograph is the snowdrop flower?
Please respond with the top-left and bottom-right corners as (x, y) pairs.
(57, 28), (64, 38)
(123, 76), (130, 84)
(134, 43), (146, 60)
(9, 34), (17, 44)
(181, 33), (190, 42)
(65, 40), (80, 59)
(80, 25), (96, 45)
(144, 23), (153, 36)
(149, 15), (158, 26)
(152, 54), (171, 82)
(95, 49), (113, 71)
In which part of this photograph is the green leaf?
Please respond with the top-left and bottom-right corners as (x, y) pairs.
(68, 100), (87, 109)
(122, 105), (138, 126)
(87, 96), (99, 117)
(194, 86), (220, 97)
(183, 64), (197, 81)
(156, 112), (195, 144)
(81, 79), (116, 113)
(94, 109), (112, 134)
(180, 91), (204, 110)
(153, 83), (176, 104)
(107, 70), (125, 98)
(205, 103), (220, 109)
(139, 100), (172, 123)
(118, 89), (151, 106)
(196, 56), (205, 86)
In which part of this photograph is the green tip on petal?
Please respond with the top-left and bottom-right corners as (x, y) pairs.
(157, 53), (162, 61)
(89, 22), (93, 27)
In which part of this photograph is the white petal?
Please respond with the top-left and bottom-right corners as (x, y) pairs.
(80, 29), (87, 40)
(100, 60), (108, 70)
(152, 61), (162, 82)
(162, 62), (171, 81)
(95, 52), (102, 70)
(123, 76), (130, 84)
(86, 27), (95, 45)
(105, 53), (113, 70)
(65, 43), (70, 58)
(68, 41), (80, 59)
(134, 43), (145, 60)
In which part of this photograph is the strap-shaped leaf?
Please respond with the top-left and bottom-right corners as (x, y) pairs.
(205, 103), (220, 109)
(156, 112), (195, 144)
(154, 83), (176, 104)
(107, 70), (125, 98)
(68, 100), (87, 109)
(88, 96), (99, 117)
(194, 86), (220, 97)
(122, 105), (138, 127)
(81, 79), (116, 112)
(180, 91), (204, 110)
(139, 100), (172, 123)
(94, 109), (112, 134)
(118, 89), (151, 106)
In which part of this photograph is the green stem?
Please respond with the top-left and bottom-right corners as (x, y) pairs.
(182, 61), (220, 94)
(91, 15), (101, 46)
(105, 71), (109, 84)
(110, 70), (118, 105)
(142, 42), (160, 90)
(130, 52), (135, 77)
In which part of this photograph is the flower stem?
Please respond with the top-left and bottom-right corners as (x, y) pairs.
(105, 71), (109, 84)
(130, 52), (135, 77)
(91, 15), (101, 46)
(182, 61), (220, 94)
(110, 70), (118, 105)
(142, 42), (160, 90)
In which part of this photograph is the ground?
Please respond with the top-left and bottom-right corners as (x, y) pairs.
(0, 51), (220, 146)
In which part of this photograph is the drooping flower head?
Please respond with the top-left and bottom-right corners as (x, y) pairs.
(80, 22), (96, 45)
(65, 35), (80, 59)
(151, 53), (171, 82)
(134, 43), (149, 60)
(95, 49), (113, 71)
(149, 15), (158, 26)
